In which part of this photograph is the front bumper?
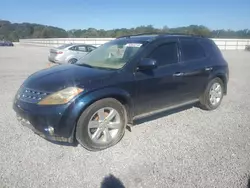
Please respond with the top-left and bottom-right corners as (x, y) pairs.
(13, 100), (76, 143)
(17, 115), (70, 142)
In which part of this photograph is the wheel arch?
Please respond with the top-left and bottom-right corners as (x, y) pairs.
(216, 74), (227, 94)
(207, 68), (228, 95)
(90, 89), (134, 123)
(65, 55), (77, 63)
(67, 88), (134, 141)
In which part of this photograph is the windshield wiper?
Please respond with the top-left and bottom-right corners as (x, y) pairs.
(76, 62), (117, 70)
(94, 67), (117, 71)
(77, 63), (94, 68)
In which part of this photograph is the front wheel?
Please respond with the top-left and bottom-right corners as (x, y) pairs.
(200, 77), (224, 110)
(76, 98), (127, 151)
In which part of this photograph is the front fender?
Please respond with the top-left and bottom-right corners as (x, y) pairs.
(79, 87), (133, 109)
(63, 87), (134, 137)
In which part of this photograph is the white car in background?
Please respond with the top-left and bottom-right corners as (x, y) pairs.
(48, 44), (97, 64)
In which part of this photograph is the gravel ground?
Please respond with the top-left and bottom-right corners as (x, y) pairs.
(1, 45), (250, 188)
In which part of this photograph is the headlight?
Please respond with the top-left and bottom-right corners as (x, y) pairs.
(38, 87), (83, 105)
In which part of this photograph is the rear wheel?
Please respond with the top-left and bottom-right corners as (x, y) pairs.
(200, 77), (224, 110)
(68, 58), (77, 64)
(76, 98), (127, 151)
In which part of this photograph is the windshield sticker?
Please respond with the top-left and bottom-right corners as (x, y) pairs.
(125, 43), (142, 47)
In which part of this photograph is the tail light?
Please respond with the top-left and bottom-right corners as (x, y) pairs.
(56, 51), (63, 54)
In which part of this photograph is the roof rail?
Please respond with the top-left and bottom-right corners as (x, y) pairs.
(116, 32), (205, 39)
(116, 33), (159, 39)
(159, 33), (205, 37)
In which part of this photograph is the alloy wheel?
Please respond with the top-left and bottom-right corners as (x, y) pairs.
(209, 82), (223, 106)
(87, 107), (122, 144)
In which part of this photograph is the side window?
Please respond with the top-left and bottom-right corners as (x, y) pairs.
(180, 39), (206, 61)
(148, 43), (178, 66)
(77, 45), (87, 52)
(88, 46), (96, 52)
(69, 46), (78, 51)
(199, 39), (222, 57)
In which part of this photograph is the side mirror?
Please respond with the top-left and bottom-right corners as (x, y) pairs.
(137, 58), (157, 71)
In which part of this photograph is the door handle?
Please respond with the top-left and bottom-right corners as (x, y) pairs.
(173, 72), (184, 77)
(205, 67), (213, 71)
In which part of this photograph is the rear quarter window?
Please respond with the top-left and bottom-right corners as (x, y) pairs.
(198, 39), (223, 57)
(180, 38), (206, 61)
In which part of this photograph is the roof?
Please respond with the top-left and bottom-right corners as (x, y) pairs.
(116, 33), (205, 41)
(115, 35), (158, 43)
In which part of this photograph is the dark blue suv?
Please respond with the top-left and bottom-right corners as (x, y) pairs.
(13, 34), (229, 151)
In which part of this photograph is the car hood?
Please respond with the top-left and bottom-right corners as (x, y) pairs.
(23, 64), (114, 92)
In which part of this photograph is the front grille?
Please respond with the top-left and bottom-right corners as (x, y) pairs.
(18, 87), (50, 103)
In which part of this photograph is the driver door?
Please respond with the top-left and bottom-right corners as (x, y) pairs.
(134, 39), (186, 115)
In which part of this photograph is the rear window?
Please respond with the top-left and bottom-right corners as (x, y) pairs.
(57, 44), (72, 49)
(180, 38), (206, 61)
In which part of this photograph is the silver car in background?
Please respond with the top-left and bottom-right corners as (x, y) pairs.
(48, 44), (97, 64)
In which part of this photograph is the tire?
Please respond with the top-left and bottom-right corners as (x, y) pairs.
(76, 98), (127, 151)
(68, 58), (77, 64)
(199, 77), (224, 111)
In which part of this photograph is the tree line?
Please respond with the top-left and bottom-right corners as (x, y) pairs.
(1, 20), (250, 42)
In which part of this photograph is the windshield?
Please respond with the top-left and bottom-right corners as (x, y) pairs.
(76, 40), (146, 70)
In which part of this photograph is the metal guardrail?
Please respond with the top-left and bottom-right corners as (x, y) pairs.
(19, 38), (250, 50)
(19, 38), (113, 47)
(212, 39), (250, 50)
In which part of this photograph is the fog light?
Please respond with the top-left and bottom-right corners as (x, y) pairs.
(45, 126), (54, 135)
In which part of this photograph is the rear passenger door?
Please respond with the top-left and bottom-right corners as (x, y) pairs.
(178, 38), (210, 100)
